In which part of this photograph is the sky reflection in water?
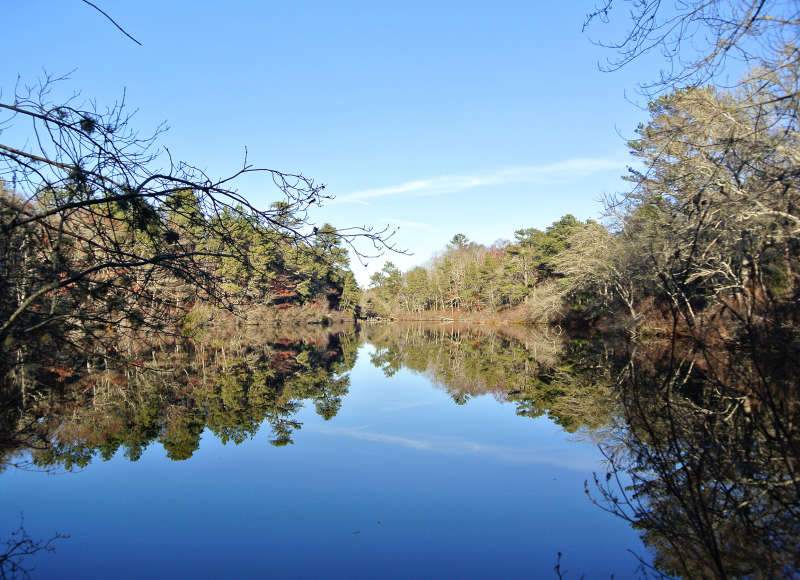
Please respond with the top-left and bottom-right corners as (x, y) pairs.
(1, 343), (648, 579)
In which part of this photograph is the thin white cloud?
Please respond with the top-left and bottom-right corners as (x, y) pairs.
(317, 426), (432, 450)
(333, 157), (626, 204)
(378, 400), (436, 412)
(310, 426), (599, 470)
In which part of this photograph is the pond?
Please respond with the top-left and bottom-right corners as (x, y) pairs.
(0, 324), (651, 578)
(2, 322), (797, 578)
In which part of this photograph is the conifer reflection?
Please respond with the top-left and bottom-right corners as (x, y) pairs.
(364, 323), (617, 433)
(363, 323), (800, 577)
(0, 324), (358, 470)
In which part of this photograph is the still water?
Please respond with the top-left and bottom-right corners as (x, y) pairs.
(1, 326), (650, 578)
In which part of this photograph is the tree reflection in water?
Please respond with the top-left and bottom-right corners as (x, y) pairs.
(1, 320), (798, 577)
(0, 323), (359, 471)
(589, 337), (800, 578)
(364, 323), (800, 578)
(364, 323), (617, 433)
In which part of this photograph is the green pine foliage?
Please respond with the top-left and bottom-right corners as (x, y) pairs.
(364, 215), (588, 319)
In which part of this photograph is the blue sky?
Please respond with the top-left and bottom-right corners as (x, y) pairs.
(4, 1), (660, 285)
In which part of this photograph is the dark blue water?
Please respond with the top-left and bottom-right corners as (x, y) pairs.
(1, 343), (649, 579)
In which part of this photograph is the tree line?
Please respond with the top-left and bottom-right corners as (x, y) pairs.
(0, 77), (393, 391)
(364, 215), (584, 320)
(366, 58), (800, 343)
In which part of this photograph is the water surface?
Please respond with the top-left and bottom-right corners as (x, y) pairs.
(1, 326), (651, 578)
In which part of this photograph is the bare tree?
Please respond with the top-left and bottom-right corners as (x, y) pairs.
(584, 0), (800, 97)
(0, 76), (396, 345)
(588, 339), (800, 578)
(0, 517), (66, 580)
(550, 222), (644, 322)
(605, 71), (800, 334)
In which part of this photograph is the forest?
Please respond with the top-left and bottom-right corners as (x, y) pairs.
(1, 1), (797, 369)
(1, 1), (799, 578)
(4, 59), (798, 372)
(366, 73), (800, 340)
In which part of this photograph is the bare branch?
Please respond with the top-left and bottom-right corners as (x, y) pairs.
(79, 0), (142, 46)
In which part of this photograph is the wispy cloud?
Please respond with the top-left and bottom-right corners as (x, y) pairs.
(317, 426), (433, 450)
(333, 157), (626, 204)
(378, 400), (435, 412)
(310, 425), (599, 470)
